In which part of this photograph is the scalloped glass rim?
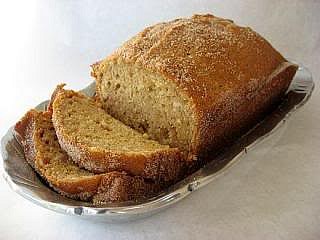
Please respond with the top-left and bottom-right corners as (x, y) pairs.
(1, 65), (314, 222)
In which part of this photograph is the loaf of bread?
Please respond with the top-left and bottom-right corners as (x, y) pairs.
(92, 14), (298, 161)
(13, 14), (299, 205)
(49, 85), (184, 182)
(14, 109), (160, 204)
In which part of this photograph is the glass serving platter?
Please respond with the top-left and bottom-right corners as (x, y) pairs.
(1, 65), (314, 223)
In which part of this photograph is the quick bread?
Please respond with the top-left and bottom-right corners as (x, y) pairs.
(49, 85), (184, 182)
(14, 109), (160, 204)
(13, 13), (299, 204)
(92, 14), (298, 161)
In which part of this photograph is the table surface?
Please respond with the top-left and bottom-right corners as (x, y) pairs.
(0, 1), (319, 239)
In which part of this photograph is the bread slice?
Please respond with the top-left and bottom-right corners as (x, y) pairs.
(14, 109), (160, 204)
(92, 14), (298, 161)
(48, 85), (184, 182)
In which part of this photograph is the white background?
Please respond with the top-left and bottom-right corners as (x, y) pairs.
(0, 0), (319, 239)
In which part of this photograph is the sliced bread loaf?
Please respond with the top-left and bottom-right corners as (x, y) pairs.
(92, 14), (298, 161)
(14, 109), (160, 204)
(49, 85), (184, 182)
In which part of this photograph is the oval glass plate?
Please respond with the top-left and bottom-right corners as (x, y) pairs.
(1, 65), (314, 222)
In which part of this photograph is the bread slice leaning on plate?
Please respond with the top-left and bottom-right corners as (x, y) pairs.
(48, 85), (185, 183)
(14, 109), (161, 204)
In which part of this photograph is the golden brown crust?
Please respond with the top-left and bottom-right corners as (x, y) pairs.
(50, 86), (185, 182)
(47, 83), (66, 112)
(14, 109), (38, 169)
(93, 172), (160, 204)
(14, 109), (160, 203)
(195, 62), (298, 158)
(92, 14), (298, 160)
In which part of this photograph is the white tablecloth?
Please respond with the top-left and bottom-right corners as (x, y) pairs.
(1, 1), (319, 239)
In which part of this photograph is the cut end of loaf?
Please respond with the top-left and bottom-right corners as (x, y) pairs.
(94, 61), (197, 159)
